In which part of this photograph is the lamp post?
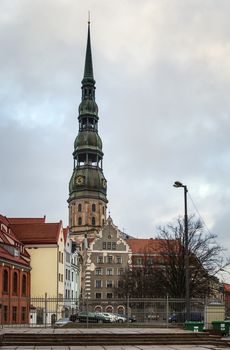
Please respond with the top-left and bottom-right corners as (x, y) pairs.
(173, 181), (190, 321)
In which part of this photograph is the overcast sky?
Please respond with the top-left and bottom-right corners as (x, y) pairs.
(1, 0), (230, 281)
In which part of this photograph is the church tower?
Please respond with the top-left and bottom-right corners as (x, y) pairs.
(68, 21), (108, 241)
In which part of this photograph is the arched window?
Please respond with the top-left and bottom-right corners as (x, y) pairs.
(92, 204), (96, 212)
(92, 217), (95, 226)
(3, 269), (8, 293)
(78, 217), (82, 226)
(102, 219), (105, 226)
(78, 203), (82, 212)
(13, 272), (18, 294)
(102, 206), (105, 215)
(22, 274), (27, 296)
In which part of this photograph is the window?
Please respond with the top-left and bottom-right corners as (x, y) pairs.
(97, 256), (103, 263)
(3, 305), (8, 322)
(13, 272), (18, 294)
(118, 280), (124, 288)
(106, 268), (113, 276)
(21, 307), (26, 322)
(102, 242), (106, 250)
(92, 217), (95, 226)
(72, 272), (74, 281)
(12, 306), (17, 322)
(96, 293), (101, 299)
(95, 280), (102, 288)
(107, 293), (113, 299)
(3, 269), (8, 293)
(112, 242), (116, 250)
(102, 206), (105, 215)
(22, 274), (26, 295)
(107, 242), (111, 250)
(118, 268), (124, 276)
(95, 268), (102, 276)
(78, 217), (82, 225)
(136, 258), (143, 265)
(116, 256), (122, 264)
(92, 203), (96, 212)
(107, 256), (113, 263)
(102, 219), (105, 226)
(78, 203), (82, 212)
(66, 269), (68, 279)
(107, 280), (113, 288)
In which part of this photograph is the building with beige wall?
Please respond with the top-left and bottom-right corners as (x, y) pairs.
(9, 217), (65, 324)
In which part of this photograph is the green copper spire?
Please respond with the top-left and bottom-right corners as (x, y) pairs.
(82, 20), (95, 84)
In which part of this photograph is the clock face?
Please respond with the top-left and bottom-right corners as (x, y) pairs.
(76, 176), (84, 185)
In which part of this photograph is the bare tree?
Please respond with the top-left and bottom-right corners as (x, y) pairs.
(116, 215), (229, 298)
(156, 215), (230, 298)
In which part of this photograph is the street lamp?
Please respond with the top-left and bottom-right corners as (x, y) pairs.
(173, 181), (190, 321)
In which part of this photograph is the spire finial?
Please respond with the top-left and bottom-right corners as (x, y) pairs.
(88, 11), (90, 25)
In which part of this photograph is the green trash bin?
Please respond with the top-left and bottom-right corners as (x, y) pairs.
(185, 321), (204, 332)
(212, 320), (230, 336)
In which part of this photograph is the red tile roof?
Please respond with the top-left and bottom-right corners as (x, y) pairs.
(8, 216), (46, 224)
(224, 283), (230, 293)
(0, 215), (22, 245)
(10, 222), (62, 245)
(127, 238), (177, 254)
(0, 246), (30, 267)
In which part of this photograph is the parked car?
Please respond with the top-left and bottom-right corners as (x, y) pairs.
(54, 318), (73, 327)
(114, 313), (127, 323)
(100, 312), (116, 322)
(168, 312), (203, 323)
(69, 314), (78, 322)
(125, 314), (136, 322)
(78, 311), (111, 323)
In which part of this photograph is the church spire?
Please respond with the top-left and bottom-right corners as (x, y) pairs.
(68, 20), (108, 240)
(82, 20), (95, 84)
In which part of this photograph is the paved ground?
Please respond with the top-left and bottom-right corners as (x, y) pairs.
(0, 327), (229, 350)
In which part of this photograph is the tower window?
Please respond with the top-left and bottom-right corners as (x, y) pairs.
(78, 217), (82, 226)
(102, 206), (105, 215)
(92, 204), (96, 212)
(78, 203), (82, 212)
(92, 217), (95, 226)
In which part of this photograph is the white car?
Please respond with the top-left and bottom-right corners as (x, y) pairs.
(101, 312), (116, 322)
(114, 313), (127, 323)
(54, 317), (72, 327)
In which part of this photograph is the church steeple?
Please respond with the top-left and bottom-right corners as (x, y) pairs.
(82, 21), (95, 84)
(68, 21), (108, 240)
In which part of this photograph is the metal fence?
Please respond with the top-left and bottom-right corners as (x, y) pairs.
(0, 296), (227, 328)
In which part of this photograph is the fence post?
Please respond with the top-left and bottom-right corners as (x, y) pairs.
(44, 293), (47, 328)
(166, 294), (169, 328)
